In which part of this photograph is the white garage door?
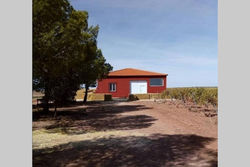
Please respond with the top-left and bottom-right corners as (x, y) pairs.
(130, 81), (147, 94)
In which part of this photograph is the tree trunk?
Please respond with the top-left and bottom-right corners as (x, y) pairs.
(83, 83), (89, 103)
(43, 86), (49, 112)
(53, 101), (57, 118)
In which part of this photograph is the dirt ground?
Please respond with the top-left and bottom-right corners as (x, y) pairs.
(33, 99), (217, 167)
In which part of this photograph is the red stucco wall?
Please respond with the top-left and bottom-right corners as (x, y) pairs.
(95, 76), (167, 98)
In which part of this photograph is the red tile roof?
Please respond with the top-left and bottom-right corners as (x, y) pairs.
(108, 68), (167, 77)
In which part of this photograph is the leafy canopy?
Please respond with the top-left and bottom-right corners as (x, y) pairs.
(33, 0), (112, 107)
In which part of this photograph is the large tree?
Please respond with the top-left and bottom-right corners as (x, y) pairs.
(33, 0), (74, 111)
(33, 0), (112, 111)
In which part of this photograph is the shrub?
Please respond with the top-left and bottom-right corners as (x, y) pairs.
(128, 94), (139, 101)
(104, 94), (112, 101)
(161, 87), (218, 106)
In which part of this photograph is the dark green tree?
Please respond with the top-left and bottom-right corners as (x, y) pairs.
(82, 49), (113, 103)
(77, 25), (112, 103)
(33, 0), (74, 111)
(33, 0), (112, 112)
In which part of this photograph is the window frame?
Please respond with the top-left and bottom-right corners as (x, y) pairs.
(149, 78), (164, 87)
(109, 83), (117, 92)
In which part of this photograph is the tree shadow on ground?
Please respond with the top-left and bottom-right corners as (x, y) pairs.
(33, 100), (130, 110)
(33, 133), (217, 167)
(33, 103), (156, 134)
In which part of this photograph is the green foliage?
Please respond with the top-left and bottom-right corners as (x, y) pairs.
(128, 95), (139, 101)
(161, 87), (218, 106)
(33, 0), (112, 109)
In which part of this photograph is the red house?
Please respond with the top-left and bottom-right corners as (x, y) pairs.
(95, 68), (168, 98)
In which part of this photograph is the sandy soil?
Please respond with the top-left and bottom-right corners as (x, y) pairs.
(33, 100), (217, 167)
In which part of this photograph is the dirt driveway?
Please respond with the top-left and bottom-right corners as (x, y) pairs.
(33, 100), (217, 167)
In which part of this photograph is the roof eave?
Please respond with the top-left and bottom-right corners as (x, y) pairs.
(108, 74), (168, 77)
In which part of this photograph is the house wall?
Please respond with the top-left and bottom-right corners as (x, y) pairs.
(95, 76), (167, 98)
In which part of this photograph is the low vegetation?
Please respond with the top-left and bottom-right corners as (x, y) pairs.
(161, 87), (218, 106)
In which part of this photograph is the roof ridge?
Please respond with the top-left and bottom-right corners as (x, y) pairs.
(110, 68), (131, 72)
(129, 68), (163, 74)
(109, 68), (167, 76)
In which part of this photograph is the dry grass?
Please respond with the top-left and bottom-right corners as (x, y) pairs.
(74, 89), (108, 101)
(74, 89), (95, 100)
(129, 93), (161, 100)
(33, 128), (145, 150)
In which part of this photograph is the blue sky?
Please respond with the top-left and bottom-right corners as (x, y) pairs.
(71, 0), (217, 87)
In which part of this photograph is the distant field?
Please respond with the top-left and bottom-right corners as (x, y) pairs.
(32, 91), (44, 99)
(32, 89), (96, 103)
(168, 86), (217, 89)
(33, 87), (218, 106)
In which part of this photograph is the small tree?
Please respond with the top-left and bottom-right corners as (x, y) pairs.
(82, 49), (113, 103)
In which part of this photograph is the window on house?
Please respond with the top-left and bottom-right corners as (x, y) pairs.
(150, 78), (163, 86)
(109, 83), (116, 92)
